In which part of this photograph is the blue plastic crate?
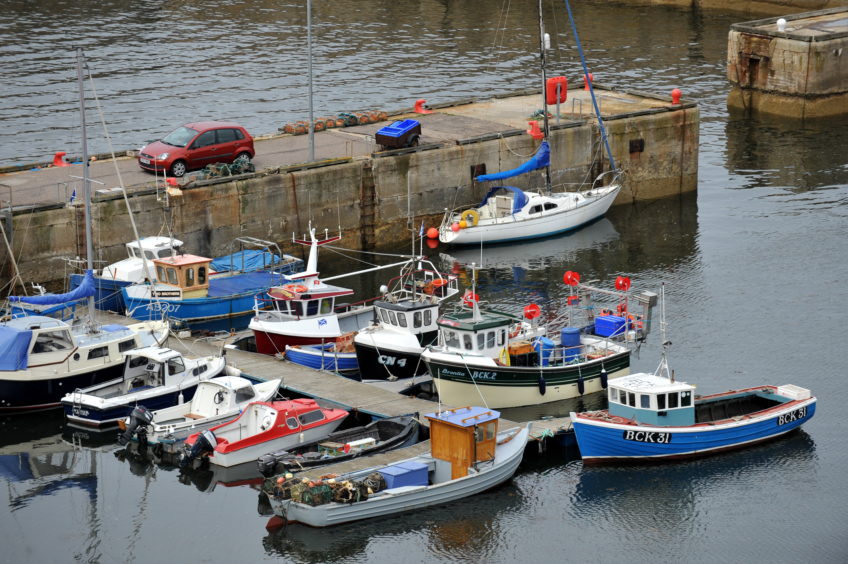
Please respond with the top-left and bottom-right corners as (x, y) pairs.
(376, 119), (420, 139)
(379, 461), (428, 488)
(594, 315), (627, 337)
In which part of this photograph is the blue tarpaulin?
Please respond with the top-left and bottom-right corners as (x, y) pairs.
(8, 270), (95, 306)
(0, 325), (31, 371)
(475, 141), (550, 182)
(211, 250), (282, 273)
(479, 186), (529, 214)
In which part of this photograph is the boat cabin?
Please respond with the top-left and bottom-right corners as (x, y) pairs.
(153, 254), (212, 298)
(266, 282), (354, 319)
(607, 373), (696, 426)
(425, 406), (500, 479)
(437, 311), (512, 358)
(121, 346), (202, 392)
(127, 236), (183, 261)
(182, 376), (259, 417)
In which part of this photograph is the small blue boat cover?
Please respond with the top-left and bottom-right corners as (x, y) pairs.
(475, 141), (550, 182)
(207, 271), (284, 297)
(211, 250), (283, 273)
(8, 269), (96, 306)
(0, 325), (31, 371)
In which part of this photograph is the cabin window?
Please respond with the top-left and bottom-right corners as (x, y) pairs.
(143, 250), (156, 260)
(668, 393), (679, 409)
(463, 334), (473, 350)
(389, 311), (398, 326)
(192, 365), (205, 376)
(235, 387), (255, 403)
(483, 421), (496, 440)
(681, 390), (692, 407)
(627, 392), (636, 407)
(166, 268), (178, 285)
(397, 313), (408, 328)
(87, 346), (109, 360)
(167, 357), (185, 375)
(306, 300), (320, 316)
(186, 267), (195, 286)
(657, 393), (666, 410)
(413, 311), (422, 328)
(128, 356), (148, 369)
(293, 301), (306, 317)
(118, 339), (136, 353)
(640, 394), (650, 409)
(299, 410), (325, 425)
(445, 331), (460, 348)
(286, 417), (299, 429)
(543, 203), (558, 211)
(609, 388), (618, 403)
(198, 267), (206, 284)
(157, 265), (166, 280)
(486, 331), (496, 348)
(320, 299), (332, 314)
(380, 309), (390, 324)
(477, 333), (485, 349)
(498, 330), (505, 346)
(424, 310), (432, 326)
(128, 246), (138, 258)
(529, 204), (544, 214)
(31, 330), (73, 353)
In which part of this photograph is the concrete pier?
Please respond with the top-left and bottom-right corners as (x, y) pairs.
(0, 86), (697, 288)
(727, 7), (848, 118)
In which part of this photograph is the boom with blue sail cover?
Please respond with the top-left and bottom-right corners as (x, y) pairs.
(475, 141), (551, 182)
(8, 270), (96, 306)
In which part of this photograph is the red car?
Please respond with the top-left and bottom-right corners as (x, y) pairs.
(137, 121), (255, 177)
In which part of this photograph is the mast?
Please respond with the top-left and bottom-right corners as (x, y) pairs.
(538, 0), (552, 193)
(76, 48), (97, 329)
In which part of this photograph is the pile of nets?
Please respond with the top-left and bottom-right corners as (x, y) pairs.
(266, 471), (388, 506)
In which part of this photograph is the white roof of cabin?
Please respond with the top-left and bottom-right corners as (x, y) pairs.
(610, 372), (695, 394)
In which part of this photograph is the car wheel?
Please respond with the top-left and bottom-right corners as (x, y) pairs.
(235, 152), (252, 164)
(170, 160), (187, 177)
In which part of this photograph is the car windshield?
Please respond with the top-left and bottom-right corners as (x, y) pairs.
(161, 126), (199, 147)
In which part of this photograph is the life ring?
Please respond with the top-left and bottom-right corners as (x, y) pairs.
(284, 284), (308, 294)
(509, 324), (521, 339)
(460, 209), (479, 227)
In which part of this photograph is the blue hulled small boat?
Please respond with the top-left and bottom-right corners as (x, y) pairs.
(284, 340), (359, 376)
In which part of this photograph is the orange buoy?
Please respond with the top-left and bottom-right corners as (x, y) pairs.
(671, 88), (682, 105)
(426, 227), (439, 239)
(414, 99), (433, 114)
(53, 151), (70, 167)
(583, 73), (594, 90)
(526, 121), (543, 140)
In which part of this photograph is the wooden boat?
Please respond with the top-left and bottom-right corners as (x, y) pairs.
(263, 406), (530, 528)
(181, 398), (348, 468)
(256, 414), (420, 476)
(60, 346), (232, 428)
(0, 315), (168, 413)
(571, 287), (816, 461)
(421, 270), (657, 408)
(116, 375), (283, 453)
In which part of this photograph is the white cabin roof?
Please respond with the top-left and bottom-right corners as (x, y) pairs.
(610, 372), (695, 395)
(127, 236), (184, 251)
(126, 346), (182, 362)
(200, 375), (253, 390)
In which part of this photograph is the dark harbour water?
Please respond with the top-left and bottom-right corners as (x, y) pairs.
(2, 1), (848, 563)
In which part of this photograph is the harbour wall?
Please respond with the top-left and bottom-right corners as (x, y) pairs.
(0, 100), (698, 288)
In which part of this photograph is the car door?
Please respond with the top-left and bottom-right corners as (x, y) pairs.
(187, 130), (218, 168)
(214, 128), (239, 162)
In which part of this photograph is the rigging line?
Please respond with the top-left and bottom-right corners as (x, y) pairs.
(321, 244), (414, 260)
(487, 0), (512, 76)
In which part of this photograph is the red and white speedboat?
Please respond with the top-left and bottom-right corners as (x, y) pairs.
(248, 225), (412, 356)
(181, 398), (348, 467)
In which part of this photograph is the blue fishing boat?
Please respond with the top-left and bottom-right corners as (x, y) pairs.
(570, 289), (816, 462)
(121, 245), (304, 333)
(284, 340), (359, 376)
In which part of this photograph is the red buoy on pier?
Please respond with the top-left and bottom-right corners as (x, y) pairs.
(583, 73), (594, 90)
(414, 99), (433, 114)
(671, 88), (682, 105)
(53, 151), (70, 167)
(526, 121), (544, 140)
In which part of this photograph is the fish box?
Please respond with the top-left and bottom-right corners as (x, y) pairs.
(594, 315), (627, 337)
(379, 461), (428, 488)
(508, 340), (533, 356)
(345, 437), (376, 451)
(777, 385), (811, 400)
(375, 119), (422, 149)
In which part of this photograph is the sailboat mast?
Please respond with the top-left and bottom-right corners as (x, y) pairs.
(538, 0), (552, 193)
(76, 48), (96, 326)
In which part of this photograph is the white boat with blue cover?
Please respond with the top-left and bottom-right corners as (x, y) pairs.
(264, 406), (530, 528)
(60, 346), (233, 428)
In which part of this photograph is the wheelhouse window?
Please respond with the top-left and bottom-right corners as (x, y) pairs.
(668, 392), (679, 409)
(235, 386), (255, 403)
(657, 393), (667, 410)
(477, 333), (485, 349)
(320, 299), (332, 314)
(306, 300), (319, 316)
(31, 330), (73, 353)
(640, 394), (650, 409)
(463, 334), (473, 350)
(166, 268), (178, 285)
(380, 309), (390, 324)
(198, 266), (206, 284)
(681, 390), (692, 407)
(87, 346), (109, 360)
(609, 388), (619, 403)
(185, 267), (195, 286)
(424, 310), (432, 326)
(486, 331), (496, 348)
(413, 311), (422, 328)
(118, 339), (137, 353)
(444, 331), (460, 348)
(388, 311), (398, 326)
(157, 265), (166, 280)
(167, 357), (185, 375)
(144, 250), (156, 260)
(627, 392), (636, 407)
(299, 410), (326, 425)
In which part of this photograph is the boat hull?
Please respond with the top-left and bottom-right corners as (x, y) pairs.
(63, 385), (200, 428)
(251, 308), (374, 356)
(0, 365), (125, 412)
(571, 397), (817, 461)
(270, 423), (530, 527)
(211, 418), (346, 467)
(441, 185), (620, 245)
(353, 328), (435, 380)
(284, 345), (359, 375)
(425, 350), (630, 408)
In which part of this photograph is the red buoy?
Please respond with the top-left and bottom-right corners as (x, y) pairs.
(414, 99), (433, 114)
(426, 227), (439, 239)
(523, 303), (541, 319)
(563, 270), (581, 286)
(583, 73), (594, 91)
(615, 276), (632, 291)
(526, 121), (544, 140)
(671, 88), (682, 105)
(53, 151), (70, 167)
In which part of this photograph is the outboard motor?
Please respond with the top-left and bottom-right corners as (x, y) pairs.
(117, 405), (154, 446)
(180, 429), (217, 468)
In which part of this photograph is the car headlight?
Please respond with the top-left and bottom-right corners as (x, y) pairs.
(156, 153), (169, 161)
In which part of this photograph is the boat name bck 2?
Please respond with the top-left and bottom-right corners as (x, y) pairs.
(777, 406), (807, 425)
(622, 430), (672, 444)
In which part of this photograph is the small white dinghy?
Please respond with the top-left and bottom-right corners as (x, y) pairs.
(117, 375), (283, 454)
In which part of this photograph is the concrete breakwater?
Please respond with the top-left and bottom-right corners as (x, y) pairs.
(0, 86), (698, 288)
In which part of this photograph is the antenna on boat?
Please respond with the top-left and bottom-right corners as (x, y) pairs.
(538, 0), (553, 194)
(654, 282), (672, 382)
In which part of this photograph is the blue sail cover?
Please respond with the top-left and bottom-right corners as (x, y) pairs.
(8, 270), (95, 305)
(0, 325), (31, 371)
(475, 141), (550, 182)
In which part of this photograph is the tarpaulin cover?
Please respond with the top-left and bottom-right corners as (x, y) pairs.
(8, 270), (95, 306)
(0, 325), (31, 371)
(211, 250), (282, 273)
